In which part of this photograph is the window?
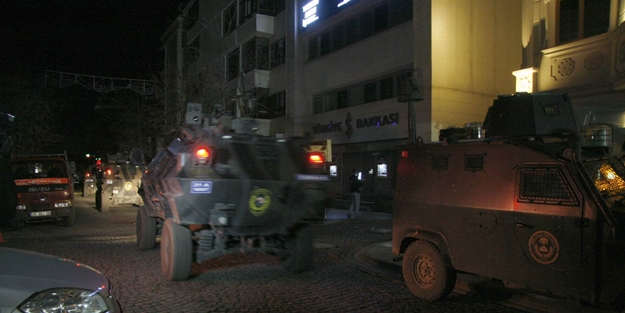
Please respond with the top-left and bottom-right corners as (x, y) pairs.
(431, 154), (449, 171)
(519, 168), (577, 205)
(239, 0), (258, 24)
(389, 0), (413, 27)
(259, 0), (285, 16)
(345, 18), (360, 45)
(337, 90), (348, 109)
(360, 11), (375, 39)
(223, 2), (237, 36)
(313, 95), (323, 114)
(364, 82), (377, 103)
(309, 37), (319, 60)
(558, 0), (610, 44)
(332, 24), (346, 51)
(242, 37), (270, 73)
(227, 48), (240, 81)
(464, 154), (485, 172)
(271, 38), (286, 68)
(379, 77), (394, 100)
(320, 32), (331, 56)
(258, 91), (286, 118)
(374, 4), (389, 33)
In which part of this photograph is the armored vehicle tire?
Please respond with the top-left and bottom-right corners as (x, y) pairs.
(62, 208), (76, 227)
(136, 206), (157, 250)
(160, 218), (192, 281)
(281, 227), (314, 273)
(402, 240), (456, 302)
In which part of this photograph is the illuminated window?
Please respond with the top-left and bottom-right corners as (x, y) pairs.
(330, 165), (338, 177)
(557, 0), (610, 44)
(377, 163), (388, 177)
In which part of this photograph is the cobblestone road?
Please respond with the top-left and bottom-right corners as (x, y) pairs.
(2, 196), (527, 313)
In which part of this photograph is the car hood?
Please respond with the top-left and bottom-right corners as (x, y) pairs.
(0, 247), (110, 310)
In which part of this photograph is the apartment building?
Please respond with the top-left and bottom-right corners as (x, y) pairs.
(160, 0), (521, 204)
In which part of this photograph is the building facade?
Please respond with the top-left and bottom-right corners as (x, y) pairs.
(515, 0), (625, 155)
(161, 0), (523, 208)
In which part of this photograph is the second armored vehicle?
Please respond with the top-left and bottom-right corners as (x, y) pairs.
(137, 126), (329, 281)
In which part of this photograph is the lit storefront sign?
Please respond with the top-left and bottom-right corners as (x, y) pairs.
(301, 0), (359, 29)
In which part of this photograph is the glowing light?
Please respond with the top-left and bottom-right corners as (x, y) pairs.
(309, 153), (324, 163)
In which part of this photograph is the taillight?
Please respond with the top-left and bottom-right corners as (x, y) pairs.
(105, 168), (112, 176)
(195, 147), (211, 165)
(85, 173), (91, 178)
(309, 153), (324, 164)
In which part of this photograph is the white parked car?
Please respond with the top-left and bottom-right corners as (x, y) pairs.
(0, 247), (121, 313)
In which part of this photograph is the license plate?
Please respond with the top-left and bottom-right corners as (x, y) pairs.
(106, 179), (113, 184)
(30, 211), (51, 217)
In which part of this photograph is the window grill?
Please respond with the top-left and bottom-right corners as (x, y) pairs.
(583, 159), (625, 193)
(464, 154), (484, 172)
(519, 168), (577, 205)
(431, 154), (449, 171)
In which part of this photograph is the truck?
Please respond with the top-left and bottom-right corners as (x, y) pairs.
(10, 153), (76, 227)
(136, 119), (329, 281)
(392, 93), (625, 310)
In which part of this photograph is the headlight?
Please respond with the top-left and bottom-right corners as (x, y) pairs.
(19, 288), (110, 313)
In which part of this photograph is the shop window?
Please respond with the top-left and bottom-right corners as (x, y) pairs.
(557, 0), (610, 44)
(380, 77), (394, 100)
(364, 82), (377, 103)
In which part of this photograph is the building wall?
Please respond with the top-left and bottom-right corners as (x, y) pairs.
(428, 0), (522, 142)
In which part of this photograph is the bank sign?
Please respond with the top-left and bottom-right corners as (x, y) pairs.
(311, 109), (407, 144)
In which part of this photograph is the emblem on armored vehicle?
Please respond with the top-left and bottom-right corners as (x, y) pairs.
(528, 230), (560, 265)
(249, 188), (272, 216)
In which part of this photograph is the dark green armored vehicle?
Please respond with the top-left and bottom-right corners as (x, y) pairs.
(137, 126), (329, 281)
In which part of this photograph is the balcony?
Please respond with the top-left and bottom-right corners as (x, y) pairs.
(538, 23), (625, 93)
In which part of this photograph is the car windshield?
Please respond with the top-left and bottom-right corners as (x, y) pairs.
(11, 160), (68, 179)
(583, 158), (625, 209)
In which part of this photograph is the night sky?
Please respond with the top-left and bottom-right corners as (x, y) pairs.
(0, 1), (183, 78)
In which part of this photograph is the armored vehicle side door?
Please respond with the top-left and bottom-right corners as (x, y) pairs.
(510, 164), (596, 300)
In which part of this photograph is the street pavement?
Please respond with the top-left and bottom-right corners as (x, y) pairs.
(1, 198), (611, 312)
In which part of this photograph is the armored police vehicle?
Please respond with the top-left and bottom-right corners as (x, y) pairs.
(137, 123), (329, 281)
(96, 149), (145, 212)
(393, 93), (625, 310)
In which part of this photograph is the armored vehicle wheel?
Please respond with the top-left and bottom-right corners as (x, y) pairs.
(136, 206), (157, 250)
(160, 218), (192, 281)
(61, 207), (76, 227)
(281, 227), (314, 273)
(402, 240), (456, 302)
